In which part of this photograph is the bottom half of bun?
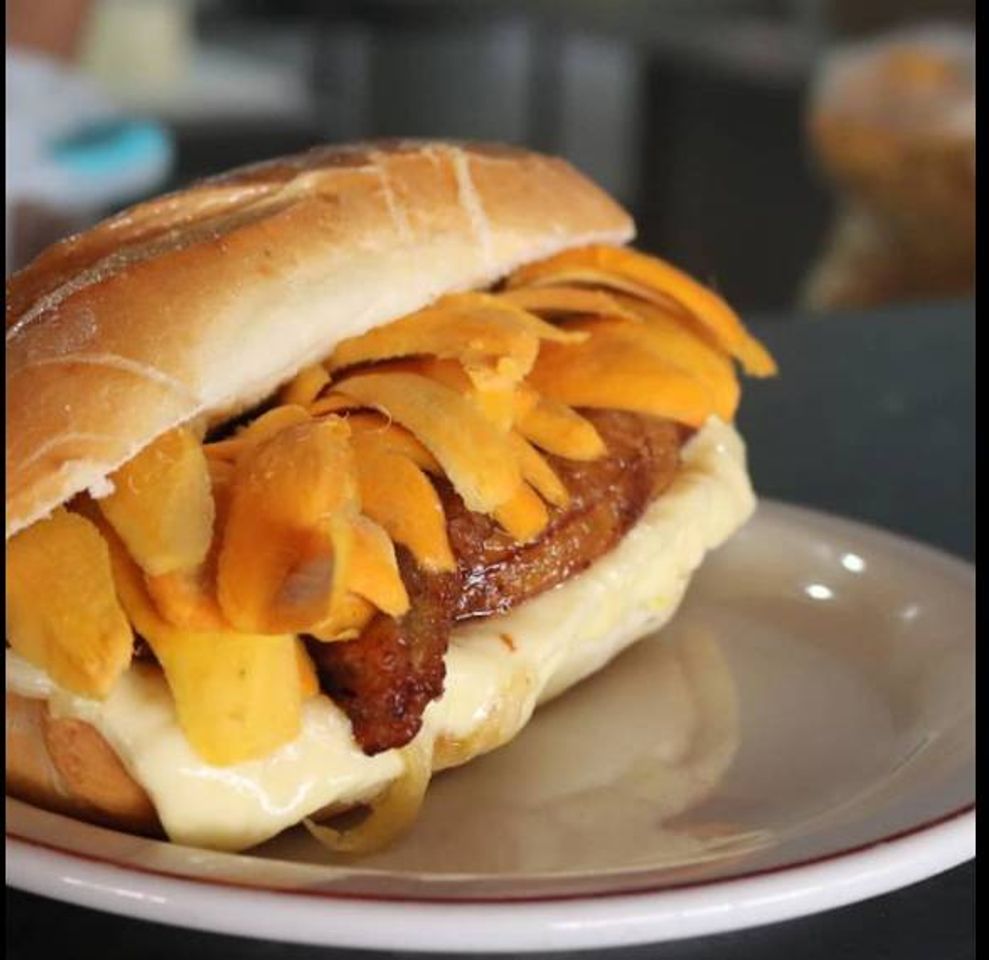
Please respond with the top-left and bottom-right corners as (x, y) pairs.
(5, 418), (755, 853)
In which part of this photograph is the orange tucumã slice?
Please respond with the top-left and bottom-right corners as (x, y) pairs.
(493, 481), (550, 542)
(334, 372), (523, 516)
(345, 517), (410, 617)
(280, 365), (330, 407)
(144, 457), (236, 631)
(509, 432), (569, 508)
(203, 404), (313, 463)
(6, 508), (133, 698)
(329, 292), (583, 383)
(217, 417), (359, 633)
(365, 356), (536, 437)
(528, 330), (715, 427)
(98, 427), (215, 576)
(308, 393), (363, 418)
(145, 566), (228, 632)
(562, 315), (741, 423)
(514, 395), (607, 461)
(308, 592), (377, 642)
(343, 412), (442, 474)
(296, 638), (320, 699)
(237, 404), (312, 444)
(352, 430), (455, 573)
(507, 245), (777, 377)
(103, 520), (305, 765)
(499, 285), (644, 323)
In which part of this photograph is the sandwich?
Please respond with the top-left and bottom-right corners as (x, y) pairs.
(5, 140), (775, 854)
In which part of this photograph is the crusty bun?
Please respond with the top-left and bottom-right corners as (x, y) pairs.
(5, 140), (631, 540)
(5, 691), (159, 835)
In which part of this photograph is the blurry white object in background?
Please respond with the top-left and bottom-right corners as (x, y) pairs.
(5, 48), (173, 274)
(80, 0), (195, 100)
(77, 0), (311, 123)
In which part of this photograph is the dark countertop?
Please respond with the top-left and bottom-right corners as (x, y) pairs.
(6, 300), (975, 959)
(738, 300), (975, 562)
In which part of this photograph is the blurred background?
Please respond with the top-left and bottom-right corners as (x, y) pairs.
(6, 0), (975, 315)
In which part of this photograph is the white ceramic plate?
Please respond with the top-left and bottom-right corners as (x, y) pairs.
(6, 501), (975, 953)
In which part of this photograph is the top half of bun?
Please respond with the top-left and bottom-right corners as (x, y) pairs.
(5, 140), (633, 540)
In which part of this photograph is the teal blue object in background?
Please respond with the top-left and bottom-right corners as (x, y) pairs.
(49, 120), (173, 181)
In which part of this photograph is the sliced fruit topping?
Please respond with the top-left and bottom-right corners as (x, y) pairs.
(217, 417), (358, 633)
(6, 507), (133, 698)
(508, 244), (777, 377)
(99, 426), (214, 576)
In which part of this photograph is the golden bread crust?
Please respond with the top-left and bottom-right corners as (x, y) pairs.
(6, 692), (160, 835)
(6, 140), (632, 539)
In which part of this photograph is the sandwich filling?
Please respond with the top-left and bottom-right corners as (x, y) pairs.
(311, 409), (684, 754)
(6, 416), (755, 851)
(6, 244), (775, 793)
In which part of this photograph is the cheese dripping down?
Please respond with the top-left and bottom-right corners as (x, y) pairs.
(6, 418), (754, 852)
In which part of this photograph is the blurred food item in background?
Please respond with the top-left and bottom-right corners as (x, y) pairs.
(5, 2), (175, 275)
(803, 25), (975, 311)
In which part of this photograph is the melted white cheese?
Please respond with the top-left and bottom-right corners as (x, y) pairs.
(6, 417), (754, 851)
